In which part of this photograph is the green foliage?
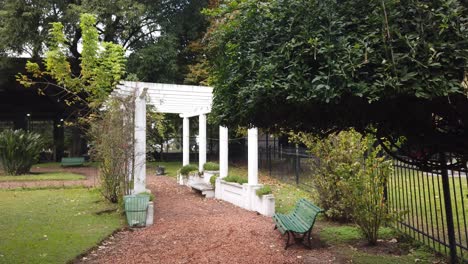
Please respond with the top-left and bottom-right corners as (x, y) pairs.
(0, 129), (43, 175)
(256, 185), (272, 197)
(223, 175), (248, 185)
(127, 35), (180, 83)
(205, 0), (468, 143)
(300, 129), (401, 244)
(209, 174), (218, 187)
(179, 164), (199, 176)
(0, 0), (161, 58)
(17, 13), (126, 112)
(138, 192), (155, 202)
(342, 140), (398, 245)
(89, 98), (133, 203)
(300, 129), (365, 221)
(203, 162), (220, 171)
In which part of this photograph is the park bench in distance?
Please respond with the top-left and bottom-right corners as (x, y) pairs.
(273, 198), (323, 249)
(61, 157), (85, 167)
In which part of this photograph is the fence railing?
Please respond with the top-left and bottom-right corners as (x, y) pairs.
(258, 145), (468, 262)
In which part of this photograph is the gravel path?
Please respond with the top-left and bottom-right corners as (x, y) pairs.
(0, 167), (99, 189)
(78, 175), (336, 264)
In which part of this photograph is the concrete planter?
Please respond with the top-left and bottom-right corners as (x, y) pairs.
(215, 178), (275, 217)
(203, 170), (219, 184)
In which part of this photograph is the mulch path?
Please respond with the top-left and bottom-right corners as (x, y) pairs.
(0, 167), (99, 189)
(78, 175), (336, 264)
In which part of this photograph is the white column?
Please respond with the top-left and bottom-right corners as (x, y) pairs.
(198, 114), (207, 172)
(248, 127), (258, 185)
(183, 117), (190, 166)
(134, 88), (147, 194)
(219, 126), (228, 178)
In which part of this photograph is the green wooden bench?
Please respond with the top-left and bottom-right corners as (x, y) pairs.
(61, 157), (85, 167)
(273, 198), (323, 249)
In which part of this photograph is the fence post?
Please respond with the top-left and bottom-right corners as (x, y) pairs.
(440, 152), (458, 263)
(295, 144), (299, 185)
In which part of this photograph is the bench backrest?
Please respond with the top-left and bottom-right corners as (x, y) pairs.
(61, 157), (85, 164)
(291, 198), (323, 229)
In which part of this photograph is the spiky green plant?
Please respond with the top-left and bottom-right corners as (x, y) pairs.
(0, 129), (43, 175)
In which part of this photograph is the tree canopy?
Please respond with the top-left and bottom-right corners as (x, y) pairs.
(17, 13), (126, 115)
(207, 0), (468, 161)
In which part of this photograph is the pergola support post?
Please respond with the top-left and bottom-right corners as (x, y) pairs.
(133, 87), (147, 194)
(248, 127), (259, 185)
(219, 126), (228, 178)
(183, 117), (190, 166)
(199, 114), (207, 172)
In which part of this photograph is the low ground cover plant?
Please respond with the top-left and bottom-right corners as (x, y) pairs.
(209, 174), (218, 187)
(256, 185), (272, 197)
(0, 129), (43, 175)
(179, 164), (198, 176)
(223, 175), (248, 184)
(203, 162), (219, 171)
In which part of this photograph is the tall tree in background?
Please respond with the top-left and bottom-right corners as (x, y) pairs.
(0, 0), (160, 60)
(127, 0), (210, 84)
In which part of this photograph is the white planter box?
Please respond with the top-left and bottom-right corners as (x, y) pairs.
(203, 170), (219, 184)
(215, 179), (275, 217)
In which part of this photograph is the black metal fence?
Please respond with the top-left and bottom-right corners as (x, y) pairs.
(257, 144), (468, 263)
(387, 158), (468, 262)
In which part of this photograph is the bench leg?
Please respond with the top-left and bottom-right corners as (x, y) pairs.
(274, 225), (277, 230)
(285, 231), (291, 250)
(304, 230), (312, 249)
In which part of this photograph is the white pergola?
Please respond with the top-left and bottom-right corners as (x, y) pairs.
(112, 81), (259, 194)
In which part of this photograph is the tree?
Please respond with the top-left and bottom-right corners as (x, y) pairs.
(206, 0), (468, 163)
(0, 0), (160, 59)
(127, 35), (179, 83)
(17, 13), (126, 119)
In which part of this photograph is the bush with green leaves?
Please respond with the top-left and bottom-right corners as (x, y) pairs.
(203, 162), (220, 171)
(223, 175), (248, 185)
(341, 142), (397, 245)
(209, 174), (218, 187)
(89, 98), (133, 204)
(256, 185), (272, 197)
(300, 129), (400, 244)
(179, 164), (198, 176)
(299, 129), (365, 222)
(0, 129), (43, 175)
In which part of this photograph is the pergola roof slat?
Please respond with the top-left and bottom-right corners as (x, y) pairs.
(112, 81), (213, 115)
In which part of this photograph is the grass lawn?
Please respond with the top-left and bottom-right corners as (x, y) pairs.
(388, 166), (468, 254)
(318, 223), (444, 264)
(0, 172), (85, 182)
(147, 161), (182, 177)
(0, 188), (124, 264)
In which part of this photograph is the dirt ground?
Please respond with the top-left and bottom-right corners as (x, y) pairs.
(77, 175), (336, 264)
(0, 166), (99, 189)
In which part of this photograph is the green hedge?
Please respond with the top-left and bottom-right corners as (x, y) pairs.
(179, 164), (198, 176)
(223, 175), (248, 185)
(203, 162), (219, 171)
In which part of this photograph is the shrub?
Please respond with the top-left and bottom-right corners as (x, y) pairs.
(89, 98), (133, 204)
(203, 162), (219, 171)
(209, 174), (218, 187)
(223, 175), (248, 185)
(299, 129), (365, 222)
(179, 164), (198, 176)
(137, 192), (155, 202)
(300, 129), (401, 244)
(256, 185), (272, 197)
(341, 140), (398, 245)
(0, 129), (43, 175)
